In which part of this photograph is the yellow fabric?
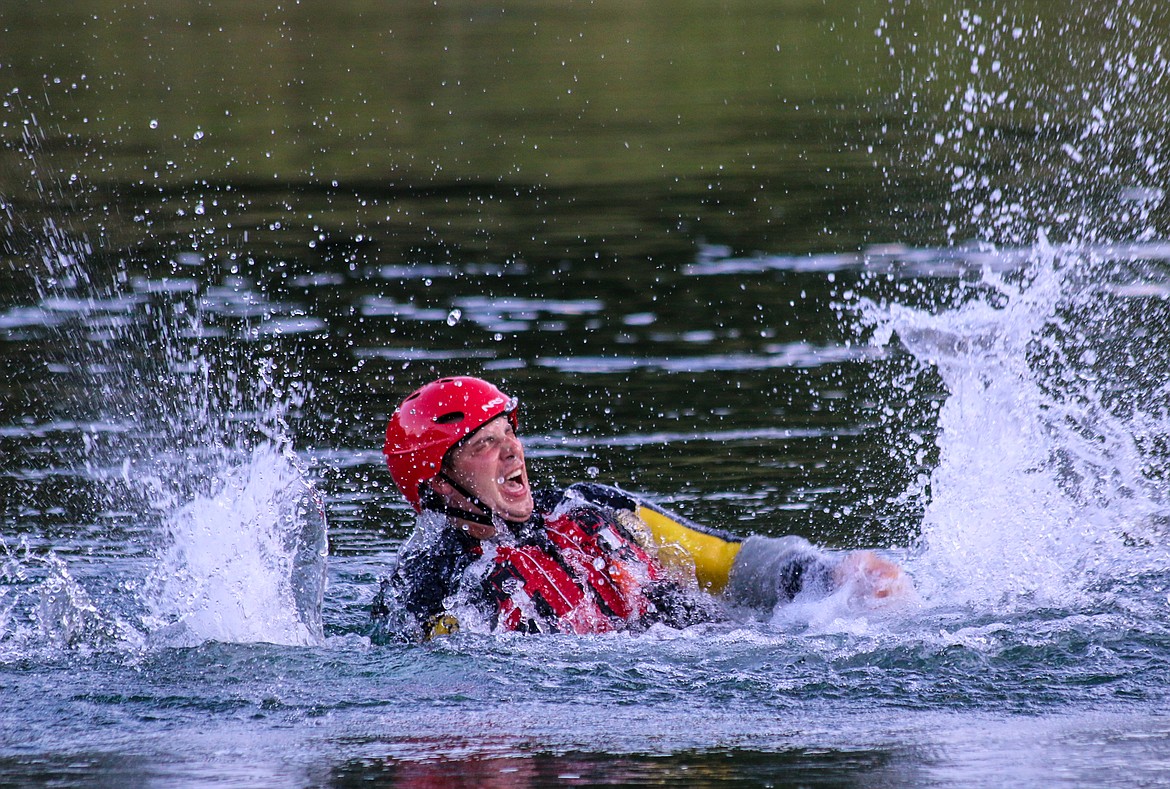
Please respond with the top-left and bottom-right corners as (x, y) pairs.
(635, 505), (742, 593)
(426, 613), (460, 638)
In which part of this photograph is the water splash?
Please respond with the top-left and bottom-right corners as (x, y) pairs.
(863, 0), (1170, 611)
(145, 445), (327, 647)
(859, 240), (1168, 609)
(3, 118), (328, 651)
(881, 2), (1170, 247)
(0, 539), (146, 658)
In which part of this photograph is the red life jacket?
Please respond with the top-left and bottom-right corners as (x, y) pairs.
(485, 508), (662, 634)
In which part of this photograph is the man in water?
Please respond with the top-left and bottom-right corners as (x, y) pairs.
(372, 376), (910, 640)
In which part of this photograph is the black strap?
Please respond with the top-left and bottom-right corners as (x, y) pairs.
(438, 504), (495, 527)
(422, 472), (496, 527)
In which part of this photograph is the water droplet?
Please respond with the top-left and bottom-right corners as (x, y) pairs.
(193, 129), (204, 140)
(149, 119), (159, 129)
(586, 466), (600, 479)
(446, 308), (462, 326)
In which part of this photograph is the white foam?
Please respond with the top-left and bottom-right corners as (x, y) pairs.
(864, 242), (1159, 609)
(145, 445), (327, 647)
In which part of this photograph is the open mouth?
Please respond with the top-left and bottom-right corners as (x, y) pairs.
(500, 469), (527, 497)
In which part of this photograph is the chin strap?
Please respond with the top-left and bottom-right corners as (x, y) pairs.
(422, 472), (497, 528)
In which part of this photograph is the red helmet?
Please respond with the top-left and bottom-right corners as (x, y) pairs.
(384, 376), (519, 511)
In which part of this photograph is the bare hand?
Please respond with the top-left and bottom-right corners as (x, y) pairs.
(833, 550), (914, 604)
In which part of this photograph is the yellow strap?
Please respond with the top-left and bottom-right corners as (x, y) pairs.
(635, 505), (742, 593)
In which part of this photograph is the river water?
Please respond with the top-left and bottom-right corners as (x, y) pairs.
(3, 1), (1170, 786)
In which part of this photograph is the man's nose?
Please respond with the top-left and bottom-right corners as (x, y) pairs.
(501, 434), (521, 458)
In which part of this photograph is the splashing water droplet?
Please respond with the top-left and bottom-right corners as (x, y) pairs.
(446, 308), (462, 326)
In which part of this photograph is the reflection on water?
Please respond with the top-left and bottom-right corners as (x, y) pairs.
(329, 747), (905, 788)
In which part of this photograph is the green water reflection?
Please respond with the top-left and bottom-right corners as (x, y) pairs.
(2, 0), (912, 257)
(6, 0), (1170, 256)
(2, 1), (894, 181)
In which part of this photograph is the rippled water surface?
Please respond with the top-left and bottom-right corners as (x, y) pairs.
(3, 1), (1170, 786)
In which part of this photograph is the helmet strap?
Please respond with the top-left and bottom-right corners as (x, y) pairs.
(429, 472), (497, 528)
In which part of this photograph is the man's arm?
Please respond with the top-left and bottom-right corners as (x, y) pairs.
(369, 524), (476, 641)
(566, 482), (912, 610)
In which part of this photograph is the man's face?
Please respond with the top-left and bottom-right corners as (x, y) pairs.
(441, 414), (533, 523)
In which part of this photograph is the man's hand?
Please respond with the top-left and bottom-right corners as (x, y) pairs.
(834, 550), (914, 604)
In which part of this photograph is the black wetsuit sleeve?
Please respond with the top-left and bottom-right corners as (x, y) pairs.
(774, 552), (835, 602)
(725, 535), (837, 610)
(370, 526), (477, 639)
(532, 487), (569, 513)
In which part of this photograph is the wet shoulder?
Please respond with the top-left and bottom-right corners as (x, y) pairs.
(372, 519), (480, 638)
